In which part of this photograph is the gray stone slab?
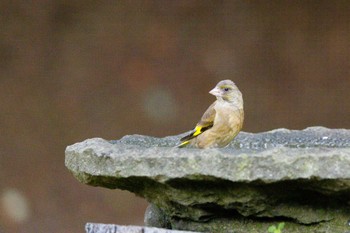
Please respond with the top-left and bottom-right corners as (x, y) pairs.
(66, 127), (350, 232)
(85, 223), (200, 233)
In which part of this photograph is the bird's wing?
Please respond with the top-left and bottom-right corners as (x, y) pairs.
(178, 102), (216, 147)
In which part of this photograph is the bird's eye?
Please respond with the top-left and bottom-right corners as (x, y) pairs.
(224, 88), (230, 92)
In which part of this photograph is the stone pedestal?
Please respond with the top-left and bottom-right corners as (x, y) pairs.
(66, 127), (350, 233)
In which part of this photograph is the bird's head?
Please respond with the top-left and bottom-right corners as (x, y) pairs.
(209, 80), (242, 103)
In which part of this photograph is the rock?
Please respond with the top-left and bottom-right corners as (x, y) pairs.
(85, 223), (199, 233)
(65, 127), (350, 233)
(144, 204), (171, 229)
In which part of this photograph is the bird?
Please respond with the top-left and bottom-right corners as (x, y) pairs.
(178, 80), (244, 149)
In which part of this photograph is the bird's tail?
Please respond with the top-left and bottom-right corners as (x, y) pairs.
(176, 140), (190, 148)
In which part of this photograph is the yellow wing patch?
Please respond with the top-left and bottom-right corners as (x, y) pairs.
(177, 101), (216, 148)
(178, 125), (213, 148)
(192, 126), (202, 136)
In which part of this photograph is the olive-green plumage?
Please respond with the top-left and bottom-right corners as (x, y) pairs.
(178, 80), (244, 149)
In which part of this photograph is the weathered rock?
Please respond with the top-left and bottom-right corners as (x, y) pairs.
(85, 223), (198, 233)
(65, 127), (350, 233)
(144, 204), (171, 229)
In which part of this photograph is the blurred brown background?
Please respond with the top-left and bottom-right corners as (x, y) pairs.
(1, 1), (350, 232)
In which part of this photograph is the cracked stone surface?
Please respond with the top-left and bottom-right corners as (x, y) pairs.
(66, 127), (350, 233)
(85, 223), (198, 233)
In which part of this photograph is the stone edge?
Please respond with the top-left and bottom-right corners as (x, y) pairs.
(85, 223), (201, 233)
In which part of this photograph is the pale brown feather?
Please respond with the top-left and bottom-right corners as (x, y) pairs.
(197, 102), (216, 128)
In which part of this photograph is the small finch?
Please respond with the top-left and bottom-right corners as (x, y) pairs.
(178, 80), (244, 149)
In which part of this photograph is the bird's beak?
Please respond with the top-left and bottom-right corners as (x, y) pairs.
(209, 87), (221, 97)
